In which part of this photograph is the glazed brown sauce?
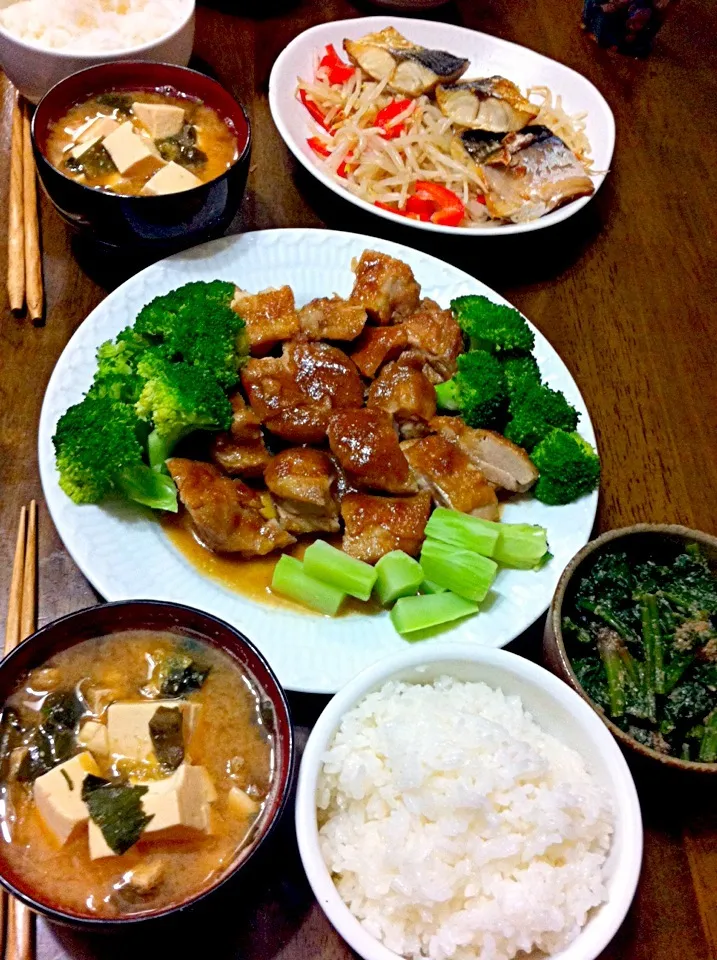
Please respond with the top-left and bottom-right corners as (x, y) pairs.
(0, 632), (274, 918)
(162, 513), (380, 616)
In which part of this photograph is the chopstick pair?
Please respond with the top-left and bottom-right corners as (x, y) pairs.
(2, 502), (38, 960)
(7, 95), (43, 323)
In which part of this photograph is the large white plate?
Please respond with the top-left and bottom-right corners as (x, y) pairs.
(269, 17), (615, 237)
(39, 229), (598, 693)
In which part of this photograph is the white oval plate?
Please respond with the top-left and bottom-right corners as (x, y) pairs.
(39, 229), (598, 693)
(269, 17), (615, 237)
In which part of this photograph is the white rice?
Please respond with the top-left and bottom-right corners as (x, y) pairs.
(318, 676), (613, 960)
(0, 0), (181, 52)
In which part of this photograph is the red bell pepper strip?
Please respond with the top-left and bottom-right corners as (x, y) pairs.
(373, 201), (422, 221)
(374, 99), (413, 139)
(412, 181), (465, 227)
(299, 89), (329, 130)
(405, 195), (434, 221)
(308, 137), (352, 178)
(318, 44), (356, 86)
(307, 136), (330, 158)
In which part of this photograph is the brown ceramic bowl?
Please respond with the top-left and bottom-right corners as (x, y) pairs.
(0, 600), (294, 928)
(544, 524), (717, 775)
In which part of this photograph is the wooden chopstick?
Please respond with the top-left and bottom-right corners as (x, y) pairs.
(3, 502), (38, 960)
(21, 104), (43, 324)
(7, 94), (25, 313)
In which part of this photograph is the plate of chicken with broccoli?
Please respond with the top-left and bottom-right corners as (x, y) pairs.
(39, 229), (599, 692)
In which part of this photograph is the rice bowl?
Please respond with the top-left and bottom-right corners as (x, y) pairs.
(296, 644), (642, 960)
(0, 0), (194, 102)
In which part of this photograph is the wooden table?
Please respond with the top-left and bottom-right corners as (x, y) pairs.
(2, 0), (717, 957)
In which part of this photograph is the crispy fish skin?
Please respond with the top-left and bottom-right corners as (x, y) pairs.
(435, 77), (539, 132)
(344, 28), (468, 97)
(476, 125), (595, 222)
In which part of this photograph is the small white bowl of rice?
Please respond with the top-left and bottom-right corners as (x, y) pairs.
(0, 0), (194, 102)
(296, 643), (642, 960)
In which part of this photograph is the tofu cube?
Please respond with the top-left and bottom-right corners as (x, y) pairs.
(88, 819), (116, 861)
(78, 720), (109, 757)
(132, 102), (185, 140)
(78, 116), (120, 143)
(227, 785), (261, 818)
(107, 700), (201, 764)
(88, 763), (216, 860)
(102, 121), (164, 178)
(141, 161), (203, 197)
(34, 752), (101, 845)
(69, 136), (101, 160)
(142, 763), (214, 835)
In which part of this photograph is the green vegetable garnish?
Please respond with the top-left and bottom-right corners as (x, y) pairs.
(434, 350), (507, 429)
(424, 508), (500, 557)
(373, 551), (423, 606)
(420, 538), (497, 602)
(450, 295), (535, 355)
(149, 706), (184, 772)
(564, 544), (717, 762)
(53, 395), (178, 510)
(82, 775), (153, 855)
(303, 540), (377, 602)
(271, 555), (345, 616)
(531, 430), (600, 504)
(390, 592), (479, 636)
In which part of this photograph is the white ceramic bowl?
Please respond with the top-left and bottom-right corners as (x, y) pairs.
(0, 0), (194, 103)
(296, 643), (643, 960)
(269, 16), (615, 237)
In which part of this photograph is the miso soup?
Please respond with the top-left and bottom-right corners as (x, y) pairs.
(0, 631), (275, 918)
(46, 89), (238, 197)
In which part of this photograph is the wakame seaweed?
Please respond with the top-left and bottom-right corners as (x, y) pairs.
(64, 141), (116, 179)
(157, 124), (207, 168)
(157, 653), (210, 698)
(82, 775), (153, 854)
(149, 706), (184, 772)
(564, 545), (717, 761)
(0, 707), (23, 782)
(15, 690), (83, 782)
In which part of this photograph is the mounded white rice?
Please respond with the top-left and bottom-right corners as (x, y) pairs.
(318, 676), (613, 960)
(0, 0), (181, 52)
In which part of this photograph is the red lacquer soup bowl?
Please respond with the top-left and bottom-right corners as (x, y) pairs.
(32, 61), (251, 252)
(0, 600), (294, 929)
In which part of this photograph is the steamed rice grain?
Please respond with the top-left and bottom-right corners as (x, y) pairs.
(318, 677), (613, 960)
(0, 0), (181, 52)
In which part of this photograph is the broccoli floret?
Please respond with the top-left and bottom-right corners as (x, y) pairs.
(530, 430), (600, 505)
(434, 350), (507, 428)
(504, 382), (579, 451)
(91, 328), (166, 404)
(451, 295), (535, 355)
(53, 395), (177, 511)
(134, 281), (247, 389)
(501, 354), (542, 401)
(136, 357), (233, 468)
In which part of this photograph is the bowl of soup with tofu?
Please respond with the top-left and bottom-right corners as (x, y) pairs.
(0, 600), (293, 926)
(32, 61), (251, 252)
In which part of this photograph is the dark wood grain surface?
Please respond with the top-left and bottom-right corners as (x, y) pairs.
(1, 0), (717, 957)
